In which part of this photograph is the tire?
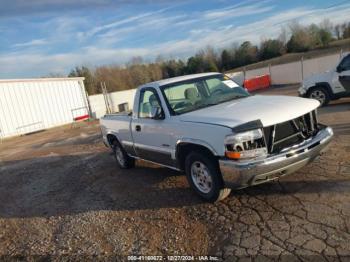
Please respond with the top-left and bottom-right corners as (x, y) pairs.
(307, 86), (330, 106)
(112, 140), (135, 169)
(185, 151), (225, 202)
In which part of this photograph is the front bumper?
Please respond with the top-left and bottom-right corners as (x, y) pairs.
(219, 126), (333, 189)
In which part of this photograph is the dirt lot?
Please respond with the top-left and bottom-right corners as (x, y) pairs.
(1, 86), (350, 261)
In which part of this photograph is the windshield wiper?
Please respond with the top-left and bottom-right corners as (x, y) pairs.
(180, 102), (218, 114)
(216, 95), (247, 104)
(195, 102), (219, 109)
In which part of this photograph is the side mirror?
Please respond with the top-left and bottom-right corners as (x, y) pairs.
(149, 106), (163, 119)
(336, 65), (343, 73)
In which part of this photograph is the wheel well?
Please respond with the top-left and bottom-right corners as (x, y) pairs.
(176, 143), (217, 171)
(106, 134), (119, 147)
(307, 83), (333, 97)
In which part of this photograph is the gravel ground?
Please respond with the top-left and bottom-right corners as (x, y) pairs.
(0, 86), (350, 261)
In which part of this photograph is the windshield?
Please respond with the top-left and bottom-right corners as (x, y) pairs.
(160, 74), (250, 115)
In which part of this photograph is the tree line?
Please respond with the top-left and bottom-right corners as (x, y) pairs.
(68, 20), (350, 95)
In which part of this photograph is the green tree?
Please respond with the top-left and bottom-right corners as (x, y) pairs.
(205, 60), (218, 72)
(161, 59), (186, 78)
(220, 49), (232, 71)
(318, 28), (332, 47)
(308, 22), (332, 47)
(259, 39), (285, 60)
(286, 22), (313, 52)
(234, 41), (258, 67)
(286, 33), (311, 52)
(186, 55), (204, 74)
(343, 22), (350, 39)
(334, 24), (342, 40)
(68, 66), (97, 95)
(308, 24), (321, 47)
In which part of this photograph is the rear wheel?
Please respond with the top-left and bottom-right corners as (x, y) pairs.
(112, 140), (135, 169)
(185, 151), (228, 202)
(308, 86), (330, 106)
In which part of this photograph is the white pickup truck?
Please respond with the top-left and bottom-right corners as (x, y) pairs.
(100, 72), (333, 202)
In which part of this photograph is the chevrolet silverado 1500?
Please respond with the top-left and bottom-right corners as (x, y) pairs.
(100, 72), (333, 202)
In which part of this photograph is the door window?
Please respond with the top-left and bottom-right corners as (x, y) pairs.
(339, 55), (350, 71)
(138, 89), (163, 118)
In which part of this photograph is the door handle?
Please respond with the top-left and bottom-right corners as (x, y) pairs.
(135, 125), (141, 132)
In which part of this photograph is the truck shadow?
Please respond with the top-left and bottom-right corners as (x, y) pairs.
(318, 100), (350, 115)
(0, 152), (348, 218)
(329, 123), (350, 135)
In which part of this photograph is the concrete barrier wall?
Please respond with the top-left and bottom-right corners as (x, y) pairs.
(271, 61), (302, 84)
(302, 54), (340, 80)
(236, 51), (345, 85)
(245, 67), (270, 79)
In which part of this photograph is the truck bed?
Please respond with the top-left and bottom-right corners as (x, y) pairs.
(100, 112), (133, 147)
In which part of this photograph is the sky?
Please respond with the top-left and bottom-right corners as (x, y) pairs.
(1, 0), (350, 78)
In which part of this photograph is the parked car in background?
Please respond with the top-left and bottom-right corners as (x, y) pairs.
(100, 72), (333, 202)
(299, 53), (350, 106)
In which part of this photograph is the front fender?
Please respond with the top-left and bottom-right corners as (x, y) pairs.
(175, 138), (218, 157)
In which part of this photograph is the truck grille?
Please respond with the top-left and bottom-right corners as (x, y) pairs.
(263, 110), (318, 154)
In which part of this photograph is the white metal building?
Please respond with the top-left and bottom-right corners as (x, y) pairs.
(0, 77), (89, 139)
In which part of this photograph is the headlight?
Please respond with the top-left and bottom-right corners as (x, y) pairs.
(224, 129), (267, 160)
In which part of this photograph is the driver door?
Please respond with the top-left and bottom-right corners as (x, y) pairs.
(131, 87), (175, 167)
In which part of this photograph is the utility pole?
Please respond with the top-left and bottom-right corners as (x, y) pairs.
(301, 56), (304, 82)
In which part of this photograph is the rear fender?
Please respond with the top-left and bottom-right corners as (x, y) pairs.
(105, 131), (122, 148)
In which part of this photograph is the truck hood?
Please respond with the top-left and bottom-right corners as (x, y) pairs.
(179, 95), (320, 128)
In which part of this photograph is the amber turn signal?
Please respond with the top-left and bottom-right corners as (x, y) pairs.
(225, 151), (241, 159)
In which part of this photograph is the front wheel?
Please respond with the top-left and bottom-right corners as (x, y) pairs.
(308, 86), (330, 106)
(185, 151), (228, 202)
(112, 141), (135, 169)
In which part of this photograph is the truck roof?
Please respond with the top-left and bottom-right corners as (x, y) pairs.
(141, 72), (222, 88)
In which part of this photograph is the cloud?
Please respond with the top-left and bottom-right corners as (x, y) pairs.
(0, 47), (149, 78)
(93, 14), (187, 47)
(1, 1), (350, 78)
(0, 0), (106, 17)
(148, 4), (350, 55)
(203, 1), (273, 20)
(13, 39), (48, 48)
(0, 0), (170, 17)
(169, 1), (273, 28)
(85, 1), (274, 49)
(83, 7), (171, 39)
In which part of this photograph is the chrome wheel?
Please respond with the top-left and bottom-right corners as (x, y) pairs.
(190, 161), (212, 194)
(115, 146), (125, 166)
(310, 90), (326, 105)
